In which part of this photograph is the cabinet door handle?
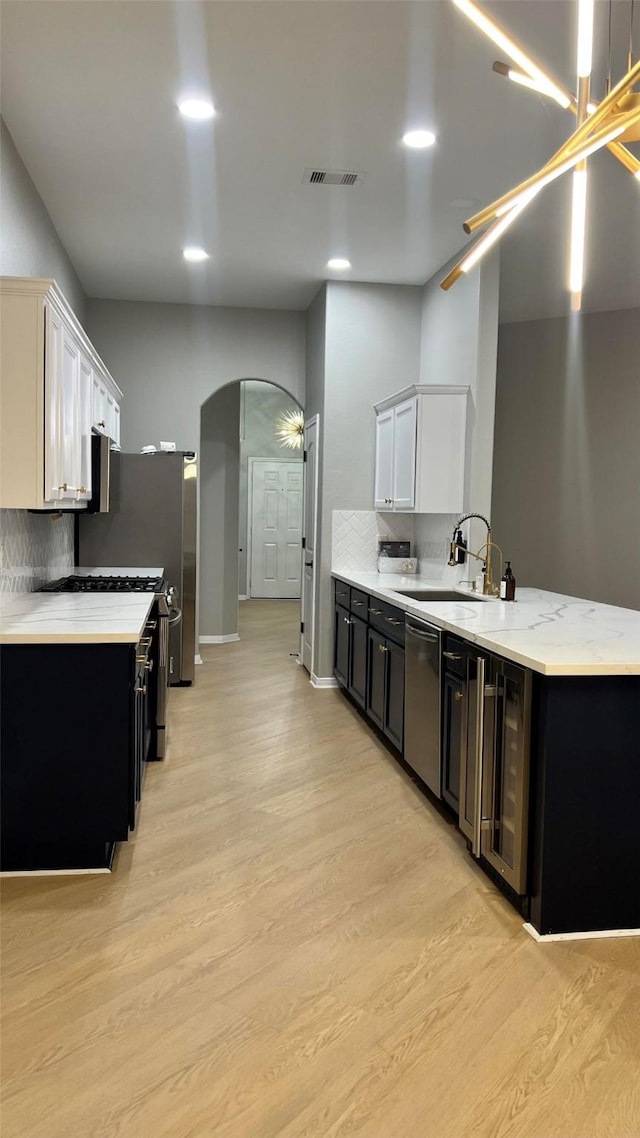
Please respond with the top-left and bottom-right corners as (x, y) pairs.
(443, 651), (463, 660)
(454, 690), (463, 701)
(97, 420), (106, 428)
(343, 616), (353, 624)
(378, 644), (388, 653)
(135, 685), (147, 695)
(145, 659), (154, 672)
(472, 657), (486, 860)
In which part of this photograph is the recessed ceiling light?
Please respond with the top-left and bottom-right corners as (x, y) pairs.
(178, 97), (216, 121)
(402, 129), (436, 149)
(327, 258), (351, 271)
(183, 246), (210, 263)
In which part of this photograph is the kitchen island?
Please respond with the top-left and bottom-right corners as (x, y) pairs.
(332, 570), (640, 939)
(0, 581), (162, 875)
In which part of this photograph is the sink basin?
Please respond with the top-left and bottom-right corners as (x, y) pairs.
(393, 589), (488, 603)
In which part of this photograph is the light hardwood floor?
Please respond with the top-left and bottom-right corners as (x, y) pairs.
(2, 599), (639, 1138)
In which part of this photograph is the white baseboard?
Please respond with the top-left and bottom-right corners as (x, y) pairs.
(195, 654), (203, 665)
(523, 922), (640, 943)
(200, 633), (240, 644)
(238, 595), (248, 601)
(310, 673), (339, 689)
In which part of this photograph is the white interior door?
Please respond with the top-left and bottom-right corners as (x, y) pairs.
(249, 459), (303, 598)
(301, 416), (319, 673)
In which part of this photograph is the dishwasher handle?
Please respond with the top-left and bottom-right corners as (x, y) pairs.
(406, 624), (440, 643)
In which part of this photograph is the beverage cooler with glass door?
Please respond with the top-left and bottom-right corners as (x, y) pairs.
(445, 635), (532, 897)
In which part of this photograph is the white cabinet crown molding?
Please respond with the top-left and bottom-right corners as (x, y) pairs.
(374, 384), (470, 414)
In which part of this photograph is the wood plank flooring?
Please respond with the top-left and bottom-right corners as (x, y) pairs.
(2, 599), (639, 1138)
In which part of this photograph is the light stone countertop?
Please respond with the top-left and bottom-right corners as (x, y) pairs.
(333, 571), (640, 677)
(0, 592), (156, 645)
(73, 566), (164, 578)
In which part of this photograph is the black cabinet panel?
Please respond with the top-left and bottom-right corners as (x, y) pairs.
(334, 580), (351, 609)
(349, 614), (368, 708)
(350, 588), (369, 617)
(366, 629), (386, 730)
(385, 640), (405, 751)
(1, 643), (134, 870)
(442, 672), (462, 812)
(333, 604), (350, 688)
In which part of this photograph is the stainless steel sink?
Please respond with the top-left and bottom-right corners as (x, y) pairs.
(393, 589), (488, 602)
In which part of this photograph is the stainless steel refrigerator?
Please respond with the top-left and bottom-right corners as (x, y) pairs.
(77, 451), (197, 685)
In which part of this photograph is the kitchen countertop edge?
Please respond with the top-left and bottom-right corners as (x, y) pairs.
(331, 570), (640, 677)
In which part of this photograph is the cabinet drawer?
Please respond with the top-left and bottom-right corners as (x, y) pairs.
(333, 579), (351, 609)
(350, 588), (369, 616)
(368, 599), (405, 646)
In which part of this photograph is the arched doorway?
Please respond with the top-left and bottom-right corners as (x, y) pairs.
(198, 378), (305, 654)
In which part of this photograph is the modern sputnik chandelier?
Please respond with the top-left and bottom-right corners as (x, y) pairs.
(275, 409), (304, 449)
(441, 0), (640, 309)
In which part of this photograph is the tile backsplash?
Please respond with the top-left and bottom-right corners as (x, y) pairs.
(332, 509), (467, 583)
(0, 509), (74, 593)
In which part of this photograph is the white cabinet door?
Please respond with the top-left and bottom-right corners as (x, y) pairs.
(92, 372), (108, 433)
(391, 397), (417, 510)
(44, 302), (64, 502)
(107, 392), (120, 447)
(78, 352), (93, 501)
(374, 409), (394, 509)
(58, 326), (81, 502)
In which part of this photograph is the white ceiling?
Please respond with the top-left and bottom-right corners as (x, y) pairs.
(1, 0), (639, 320)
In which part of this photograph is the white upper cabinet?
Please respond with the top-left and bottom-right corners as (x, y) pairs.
(373, 385), (469, 513)
(0, 277), (123, 510)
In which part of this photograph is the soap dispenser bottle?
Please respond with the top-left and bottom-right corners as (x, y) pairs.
(500, 561), (516, 601)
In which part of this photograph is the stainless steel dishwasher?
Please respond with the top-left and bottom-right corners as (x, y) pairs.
(404, 615), (442, 796)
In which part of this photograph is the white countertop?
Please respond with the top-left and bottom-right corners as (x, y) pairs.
(0, 592), (156, 645)
(333, 571), (640, 676)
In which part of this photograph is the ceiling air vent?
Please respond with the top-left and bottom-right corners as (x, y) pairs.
(302, 168), (364, 187)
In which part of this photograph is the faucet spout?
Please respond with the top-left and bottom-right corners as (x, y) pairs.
(448, 513), (502, 595)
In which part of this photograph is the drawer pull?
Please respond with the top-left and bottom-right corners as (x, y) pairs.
(443, 651), (463, 660)
(385, 617), (403, 626)
(352, 600), (364, 607)
(369, 608), (383, 615)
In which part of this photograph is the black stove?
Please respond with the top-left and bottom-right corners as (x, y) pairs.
(42, 575), (164, 594)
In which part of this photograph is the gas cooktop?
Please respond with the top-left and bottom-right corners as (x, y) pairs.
(42, 575), (164, 594)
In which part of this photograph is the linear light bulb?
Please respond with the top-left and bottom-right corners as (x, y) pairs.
(462, 189), (540, 273)
(569, 167), (588, 296)
(452, 0), (571, 108)
(494, 118), (631, 219)
(507, 68), (549, 94)
(577, 0), (595, 78)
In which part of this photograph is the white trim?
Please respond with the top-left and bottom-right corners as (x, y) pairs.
(247, 455), (303, 599)
(300, 414), (320, 673)
(200, 633), (241, 644)
(195, 654), (203, 665)
(238, 594), (249, 601)
(310, 673), (339, 689)
(523, 922), (640, 943)
(1, 866), (112, 878)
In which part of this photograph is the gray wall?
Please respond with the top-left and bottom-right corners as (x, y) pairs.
(491, 308), (640, 609)
(200, 385), (241, 638)
(0, 117), (84, 589)
(239, 380), (302, 596)
(304, 287), (327, 673)
(313, 281), (423, 676)
(85, 298), (306, 453)
(0, 118), (86, 320)
(418, 250), (500, 560)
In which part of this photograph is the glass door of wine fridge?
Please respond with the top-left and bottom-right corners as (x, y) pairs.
(481, 658), (532, 894)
